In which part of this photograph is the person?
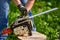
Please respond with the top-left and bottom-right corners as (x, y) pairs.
(0, 0), (36, 40)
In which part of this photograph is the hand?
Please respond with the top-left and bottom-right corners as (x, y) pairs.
(18, 4), (28, 16)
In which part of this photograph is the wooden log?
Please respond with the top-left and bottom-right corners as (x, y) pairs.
(17, 32), (47, 40)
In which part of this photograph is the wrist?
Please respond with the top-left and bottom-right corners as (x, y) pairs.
(25, 7), (30, 12)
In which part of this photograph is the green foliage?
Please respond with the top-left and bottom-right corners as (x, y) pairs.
(7, 0), (60, 40)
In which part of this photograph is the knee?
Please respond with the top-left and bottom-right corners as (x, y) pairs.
(28, 10), (32, 16)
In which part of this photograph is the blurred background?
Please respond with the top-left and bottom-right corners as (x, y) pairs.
(7, 0), (60, 40)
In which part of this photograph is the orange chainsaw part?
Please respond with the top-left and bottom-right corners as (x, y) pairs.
(2, 28), (12, 35)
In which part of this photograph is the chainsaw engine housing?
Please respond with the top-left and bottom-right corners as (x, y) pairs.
(10, 16), (33, 36)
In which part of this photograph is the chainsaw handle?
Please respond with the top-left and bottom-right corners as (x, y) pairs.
(2, 28), (12, 35)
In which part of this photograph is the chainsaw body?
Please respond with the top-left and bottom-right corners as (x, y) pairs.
(1, 8), (58, 40)
(2, 13), (33, 37)
(10, 16), (33, 36)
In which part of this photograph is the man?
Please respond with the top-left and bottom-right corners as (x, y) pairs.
(0, 0), (36, 40)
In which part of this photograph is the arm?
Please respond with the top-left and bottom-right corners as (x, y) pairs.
(12, 0), (27, 16)
(12, 0), (35, 11)
(25, 0), (35, 11)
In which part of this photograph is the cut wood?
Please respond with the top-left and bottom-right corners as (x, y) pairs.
(17, 32), (47, 40)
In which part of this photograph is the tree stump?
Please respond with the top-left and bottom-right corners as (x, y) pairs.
(17, 32), (47, 40)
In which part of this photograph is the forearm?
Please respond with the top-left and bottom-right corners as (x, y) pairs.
(25, 0), (35, 11)
(12, 0), (21, 6)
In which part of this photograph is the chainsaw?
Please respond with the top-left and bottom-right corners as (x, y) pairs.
(2, 13), (33, 36)
(1, 8), (58, 37)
